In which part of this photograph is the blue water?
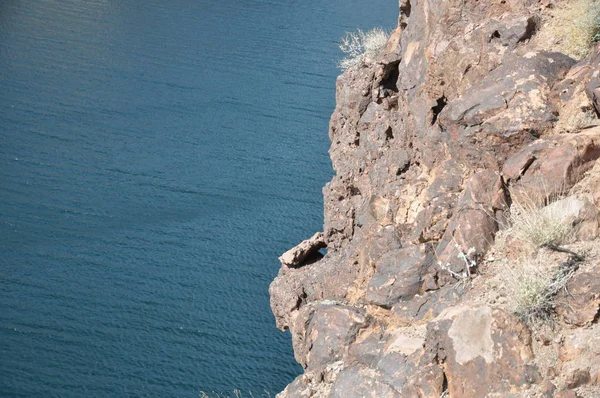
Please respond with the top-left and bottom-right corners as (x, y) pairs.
(0, 1), (397, 396)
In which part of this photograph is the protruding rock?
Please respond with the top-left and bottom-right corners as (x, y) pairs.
(278, 232), (326, 267)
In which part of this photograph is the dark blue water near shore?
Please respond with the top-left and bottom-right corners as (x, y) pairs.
(0, 1), (397, 396)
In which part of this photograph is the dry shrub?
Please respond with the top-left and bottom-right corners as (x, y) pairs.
(338, 28), (389, 70)
(541, 0), (600, 59)
(502, 258), (574, 325)
(507, 190), (575, 252)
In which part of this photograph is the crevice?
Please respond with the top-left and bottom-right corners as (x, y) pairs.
(528, 128), (541, 139)
(385, 126), (394, 141)
(441, 369), (449, 395)
(431, 95), (448, 125)
(490, 30), (501, 42)
(517, 17), (538, 43)
(348, 185), (361, 196)
(380, 61), (400, 93)
(400, 0), (411, 17)
(518, 156), (536, 179)
(288, 250), (325, 269)
(399, 0), (411, 29)
(396, 161), (411, 176)
(293, 290), (308, 312)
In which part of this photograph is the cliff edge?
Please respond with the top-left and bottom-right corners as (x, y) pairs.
(271, 0), (600, 396)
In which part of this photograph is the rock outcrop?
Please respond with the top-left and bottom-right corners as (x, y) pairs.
(270, 0), (600, 396)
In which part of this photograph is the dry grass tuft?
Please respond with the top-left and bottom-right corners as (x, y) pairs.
(338, 28), (389, 70)
(502, 258), (574, 325)
(541, 0), (600, 59)
(507, 192), (574, 252)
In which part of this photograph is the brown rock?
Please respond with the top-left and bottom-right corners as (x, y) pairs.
(555, 391), (579, 398)
(543, 195), (600, 241)
(504, 130), (600, 205)
(540, 379), (557, 397)
(269, 250), (358, 331)
(566, 369), (591, 389)
(291, 303), (368, 370)
(584, 50), (600, 117)
(425, 306), (539, 397)
(365, 245), (433, 307)
(432, 170), (507, 278)
(559, 324), (600, 387)
(404, 365), (446, 398)
(391, 286), (463, 326)
(329, 365), (400, 398)
(555, 266), (600, 326)
(278, 232), (326, 267)
(270, 0), (600, 396)
(439, 52), (574, 167)
(346, 329), (386, 368)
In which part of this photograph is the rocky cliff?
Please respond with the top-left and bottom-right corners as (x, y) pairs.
(271, 0), (600, 396)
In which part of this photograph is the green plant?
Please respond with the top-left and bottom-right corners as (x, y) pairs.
(338, 28), (389, 70)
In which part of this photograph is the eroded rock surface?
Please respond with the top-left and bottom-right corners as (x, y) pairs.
(271, 0), (600, 396)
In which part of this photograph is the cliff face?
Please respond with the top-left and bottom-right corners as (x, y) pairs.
(271, 0), (600, 397)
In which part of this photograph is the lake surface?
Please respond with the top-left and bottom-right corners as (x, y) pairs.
(0, 1), (397, 396)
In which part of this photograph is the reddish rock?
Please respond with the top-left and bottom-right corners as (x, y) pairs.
(269, 250), (358, 331)
(365, 245), (433, 307)
(435, 170), (507, 274)
(425, 306), (539, 397)
(504, 130), (600, 204)
(559, 324), (600, 387)
(544, 195), (600, 241)
(540, 379), (557, 397)
(555, 391), (579, 398)
(391, 286), (463, 326)
(329, 365), (400, 398)
(555, 265), (600, 326)
(278, 232), (326, 267)
(566, 369), (591, 389)
(440, 52), (574, 166)
(291, 303), (368, 370)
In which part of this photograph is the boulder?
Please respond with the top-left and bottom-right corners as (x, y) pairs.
(365, 245), (433, 307)
(270, 250), (358, 331)
(425, 306), (540, 397)
(278, 232), (326, 267)
(543, 195), (600, 241)
(439, 52), (575, 166)
(329, 365), (400, 398)
(560, 324), (600, 387)
(555, 264), (600, 326)
(291, 302), (369, 370)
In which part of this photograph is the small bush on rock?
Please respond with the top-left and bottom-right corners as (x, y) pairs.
(503, 258), (574, 325)
(338, 28), (389, 70)
(543, 0), (600, 59)
(508, 192), (574, 251)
